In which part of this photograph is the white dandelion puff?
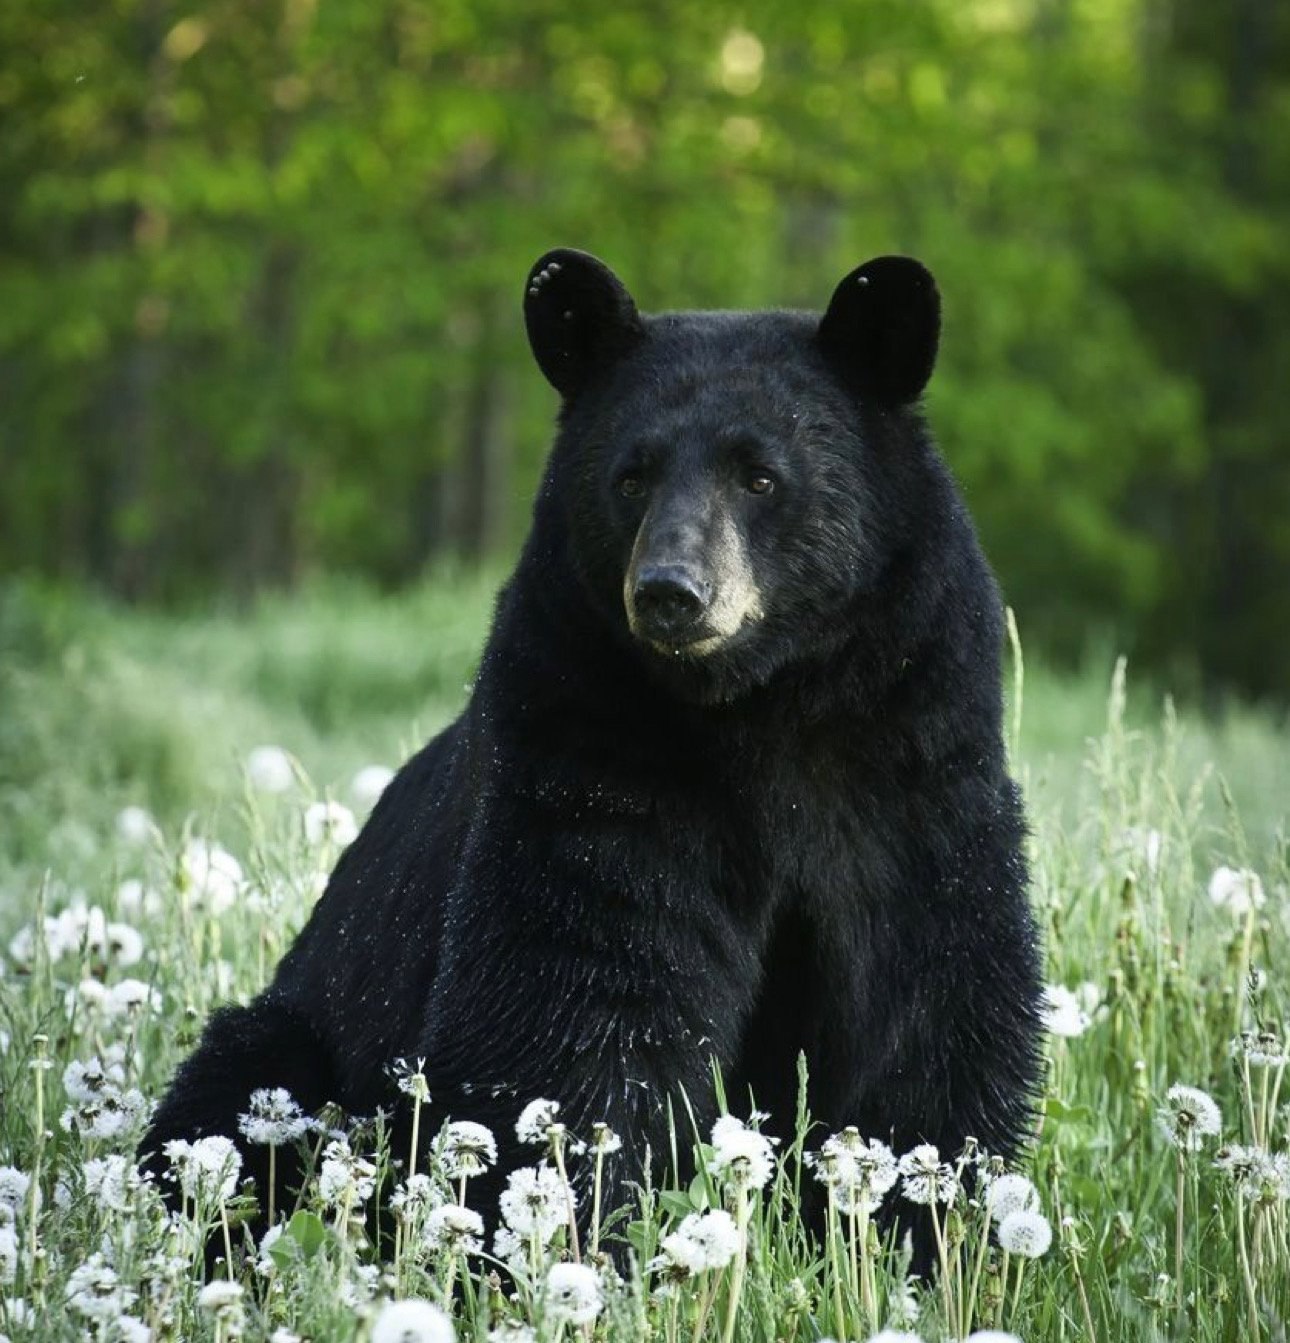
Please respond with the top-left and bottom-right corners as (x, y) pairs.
(115, 806), (157, 847)
(370, 1298), (456, 1343)
(1231, 1029), (1289, 1069)
(997, 1208), (1053, 1257)
(66, 1254), (135, 1321)
(1208, 866), (1265, 917)
(197, 1280), (245, 1314)
(589, 1121), (622, 1155)
(351, 765), (396, 811)
(318, 1139), (377, 1207)
(1043, 984), (1091, 1038)
(862, 1331), (926, 1343)
(424, 1204), (484, 1254)
(648, 1229), (708, 1280)
(238, 1087), (310, 1145)
(673, 1209), (741, 1270)
(164, 1135), (242, 1202)
(180, 839), (244, 915)
(246, 745), (295, 794)
(440, 1120), (497, 1179)
(0, 1167), (31, 1218)
(708, 1114), (776, 1191)
(0, 1223), (16, 1286)
(898, 1144), (958, 1206)
(516, 1098), (561, 1145)
(1156, 1084), (1222, 1151)
(499, 1165), (570, 1243)
(303, 800), (359, 848)
(544, 1262), (603, 1325)
(984, 1172), (1040, 1223)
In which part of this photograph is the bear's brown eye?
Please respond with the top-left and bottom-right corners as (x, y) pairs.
(747, 472), (775, 496)
(618, 474), (644, 499)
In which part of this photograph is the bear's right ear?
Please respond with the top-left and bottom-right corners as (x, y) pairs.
(817, 256), (940, 405)
(523, 249), (644, 399)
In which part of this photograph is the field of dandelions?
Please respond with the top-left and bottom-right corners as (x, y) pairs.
(0, 578), (1287, 1343)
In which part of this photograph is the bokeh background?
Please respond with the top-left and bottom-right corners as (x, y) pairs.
(2, 0), (1288, 701)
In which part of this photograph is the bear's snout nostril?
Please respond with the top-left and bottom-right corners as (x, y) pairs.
(633, 566), (710, 633)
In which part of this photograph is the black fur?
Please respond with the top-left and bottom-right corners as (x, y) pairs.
(142, 251), (1044, 1262)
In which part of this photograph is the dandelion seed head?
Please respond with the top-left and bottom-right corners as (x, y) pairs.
(984, 1172), (1039, 1223)
(303, 800), (359, 848)
(238, 1087), (309, 1145)
(1043, 984), (1091, 1038)
(247, 745), (295, 793)
(1156, 1083), (1222, 1151)
(66, 1253), (135, 1320)
(1208, 865), (1265, 917)
(352, 764), (396, 811)
(997, 1208), (1052, 1257)
(424, 1204), (484, 1254)
(0, 1167), (31, 1217)
(516, 1098), (561, 1145)
(544, 1262), (603, 1325)
(370, 1298), (456, 1343)
(674, 1209), (741, 1270)
(590, 1121), (622, 1155)
(499, 1164), (570, 1243)
(440, 1120), (497, 1179)
(115, 806), (156, 847)
(897, 1144), (958, 1206)
(708, 1115), (776, 1191)
(197, 1280), (245, 1314)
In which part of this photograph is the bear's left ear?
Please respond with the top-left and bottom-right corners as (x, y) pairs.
(524, 249), (644, 399)
(817, 256), (940, 405)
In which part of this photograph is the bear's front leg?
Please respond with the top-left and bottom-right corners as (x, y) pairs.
(410, 805), (771, 1227)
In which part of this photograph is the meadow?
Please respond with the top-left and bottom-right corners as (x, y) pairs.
(0, 576), (1286, 1342)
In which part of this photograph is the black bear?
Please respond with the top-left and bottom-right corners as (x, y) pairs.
(142, 249), (1044, 1245)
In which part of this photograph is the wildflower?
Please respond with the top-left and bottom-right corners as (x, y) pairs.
(181, 839), (244, 915)
(984, 1172), (1039, 1223)
(1043, 984), (1091, 1038)
(897, 1144), (958, 1206)
(303, 800), (359, 848)
(516, 1098), (561, 1145)
(810, 1131), (898, 1213)
(164, 1135), (242, 1202)
(863, 1332), (925, 1343)
(0, 1222), (16, 1285)
(198, 1280), (245, 1332)
(104, 921), (145, 966)
(499, 1165), (570, 1243)
(545, 1261), (603, 1325)
(390, 1174), (443, 1223)
(103, 978), (161, 1017)
(247, 745), (295, 793)
(997, 1208), (1053, 1257)
(440, 1120), (498, 1179)
(0, 1167), (30, 1218)
(340, 1263), (382, 1307)
(116, 806), (157, 846)
(318, 1139), (377, 1207)
(82, 1155), (144, 1212)
(648, 1231), (708, 1281)
(64, 1052), (126, 1104)
(116, 879), (159, 918)
(61, 1085), (151, 1142)
(964, 1334), (1024, 1343)
(424, 1204), (484, 1254)
(1156, 1084), (1222, 1151)
(487, 1323), (536, 1343)
(117, 1316), (151, 1343)
(492, 1226), (526, 1268)
(672, 1209), (741, 1270)
(393, 1057), (431, 1102)
(371, 1299), (456, 1343)
(708, 1114), (776, 1191)
(1231, 1028), (1289, 1069)
(589, 1121), (622, 1155)
(1208, 866), (1265, 917)
(238, 1088), (310, 1145)
(352, 764), (396, 810)
(66, 1253), (135, 1321)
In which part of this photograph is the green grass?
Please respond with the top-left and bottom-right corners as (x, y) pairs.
(0, 575), (1287, 1343)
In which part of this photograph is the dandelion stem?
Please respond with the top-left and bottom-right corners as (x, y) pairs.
(720, 1190), (750, 1343)
(929, 1199), (957, 1338)
(220, 1201), (235, 1281)
(1174, 1148), (1186, 1316)
(591, 1147), (605, 1258)
(551, 1131), (581, 1264)
(826, 1182), (845, 1339)
(1235, 1187), (1261, 1339)
(268, 1142), (277, 1230)
(409, 1087), (424, 1182)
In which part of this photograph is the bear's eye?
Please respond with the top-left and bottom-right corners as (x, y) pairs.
(746, 472), (776, 496)
(617, 474), (644, 499)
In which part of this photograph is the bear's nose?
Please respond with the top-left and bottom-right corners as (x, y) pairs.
(633, 565), (711, 635)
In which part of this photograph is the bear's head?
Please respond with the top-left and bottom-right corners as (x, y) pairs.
(524, 249), (942, 704)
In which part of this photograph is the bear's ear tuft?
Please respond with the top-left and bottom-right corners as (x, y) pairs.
(817, 256), (940, 405)
(523, 249), (643, 399)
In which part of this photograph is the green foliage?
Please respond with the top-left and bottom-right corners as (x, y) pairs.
(0, 1), (1288, 696)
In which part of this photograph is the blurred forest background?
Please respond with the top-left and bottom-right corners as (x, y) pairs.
(2, 0), (1288, 700)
